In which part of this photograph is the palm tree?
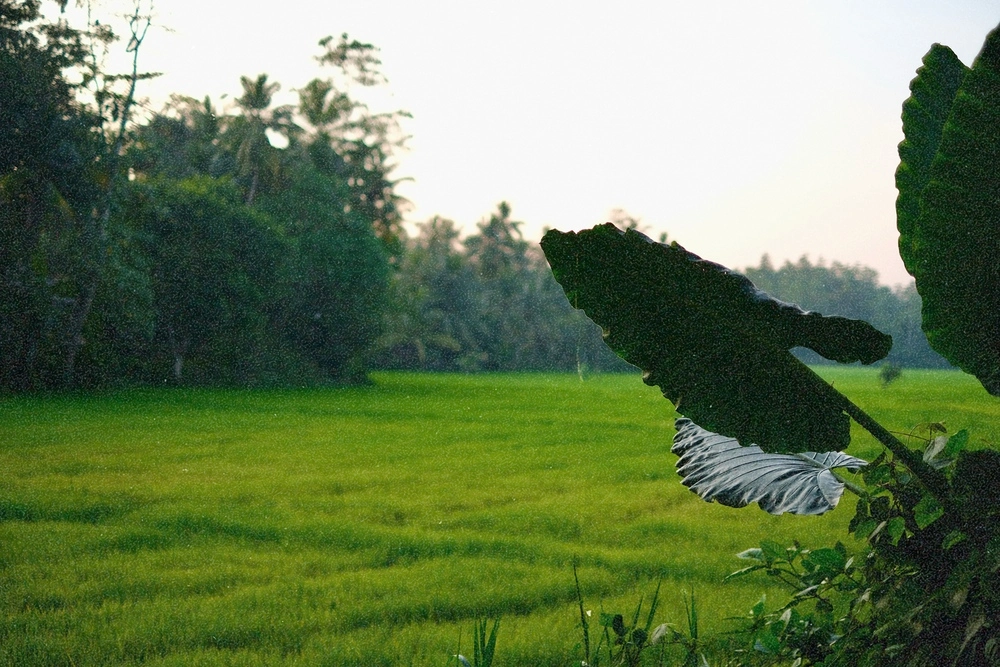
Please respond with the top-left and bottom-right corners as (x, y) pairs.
(231, 74), (295, 205)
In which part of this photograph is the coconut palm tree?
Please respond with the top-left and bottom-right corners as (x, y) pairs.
(230, 73), (296, 205)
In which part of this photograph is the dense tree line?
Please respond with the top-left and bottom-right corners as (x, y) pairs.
(745, 255), (948, 368)
(374, 205), (627, 373)
(1, 2), (401, 390)
(374, 226), (949, 374)
(0, 3), (945, 393)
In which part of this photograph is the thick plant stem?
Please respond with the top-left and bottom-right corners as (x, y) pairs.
(804, 364), (952, 508)
(840, 393), (953, 508)
(832, 472), (867, 499)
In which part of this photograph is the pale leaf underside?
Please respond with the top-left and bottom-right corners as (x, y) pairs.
(672, 418), (868, 516)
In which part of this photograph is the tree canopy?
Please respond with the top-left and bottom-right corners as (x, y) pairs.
(0, 5), (398, 389)
(0, 3), (949, 392)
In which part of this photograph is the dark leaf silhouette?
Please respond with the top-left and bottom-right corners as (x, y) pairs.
(896, 43), (968, 275)
(540, 224), (890, 453)
(897, 24), (1000, 395)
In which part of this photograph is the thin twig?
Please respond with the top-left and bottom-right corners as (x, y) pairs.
(573, 562), (590, 664)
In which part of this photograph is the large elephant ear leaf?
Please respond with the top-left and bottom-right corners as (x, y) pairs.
(901, 24), (1000, 395)
(540, 224), (891, 453)
(672, 418), (867, 516)
(895, 43), (968, 274)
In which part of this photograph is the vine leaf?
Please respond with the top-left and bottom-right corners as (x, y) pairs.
(672, 418), (868, 516)
(897, 23), (1000, 395)
(540, 224), (891, 453)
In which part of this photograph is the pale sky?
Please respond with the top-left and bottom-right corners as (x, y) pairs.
(76, 1), (1000, 286)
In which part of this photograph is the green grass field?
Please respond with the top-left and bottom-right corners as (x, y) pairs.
(2, 369), (999, 666)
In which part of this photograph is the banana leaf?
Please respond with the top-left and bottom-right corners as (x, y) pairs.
(540, 224), (891, 453)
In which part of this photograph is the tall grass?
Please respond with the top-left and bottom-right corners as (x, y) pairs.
(1, 369), (996, 665)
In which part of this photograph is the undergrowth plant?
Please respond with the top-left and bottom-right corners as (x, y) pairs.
(571, 564), (710, 667)
(879, 362), (903, 387)
(448, 618), (500, 667)
(541, 20), (1000, 667)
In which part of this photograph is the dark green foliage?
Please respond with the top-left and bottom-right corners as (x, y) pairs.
(378, 216), (483, 370)
(897, 24), (1000, 395)
(298, 34), (411, 260)
(73, 207), (157, 387)
(0, 14), (404, 390)
(260, 163), (389, 382)
(541, 223), (892, 453)
(380, 234), (941, 376)
(728, 541), (862, 665)
(1, 3), (160, 389)
(802, 445), (1000, 666)
(129, 177), (284, 385)
(722, 432), (1000, 667)
(896, 44), (968, 274)
(129, 96), (227, 180)
(464, 203), (546, 370)
(0, 2), (102, 391)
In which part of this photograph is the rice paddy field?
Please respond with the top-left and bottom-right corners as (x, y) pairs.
(2, 368), (999, 666)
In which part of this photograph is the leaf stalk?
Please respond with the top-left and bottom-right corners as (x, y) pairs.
(829, 381), (953, 511)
